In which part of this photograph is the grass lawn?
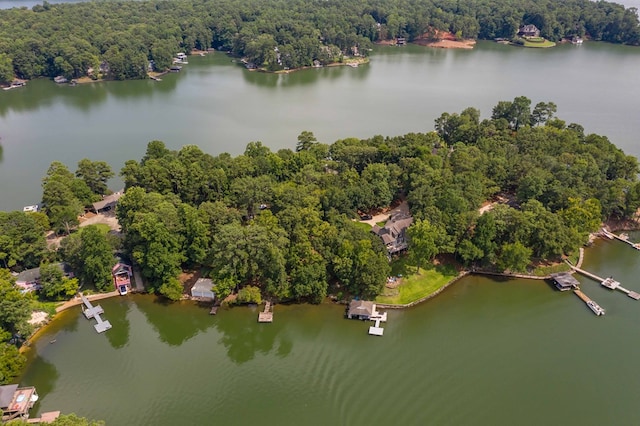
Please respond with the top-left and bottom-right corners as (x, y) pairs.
(376, 257), (459, 305)
(522, 38), (556, 48)
(352, 221), (372, 232)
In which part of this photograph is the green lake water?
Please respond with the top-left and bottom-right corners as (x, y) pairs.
(1, 41), (640, 211)
(19, 234), (640, 425)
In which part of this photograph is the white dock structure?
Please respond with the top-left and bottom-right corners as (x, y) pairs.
(368, 311), (388, 336)
(80, 294), (112, 333)
(569, 266), (640, 300)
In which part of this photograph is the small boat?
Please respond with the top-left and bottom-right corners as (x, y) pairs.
(587, 300), (605, 316)
(49, 339), (57, 344)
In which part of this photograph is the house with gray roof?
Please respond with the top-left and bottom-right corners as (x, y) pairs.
(371, 213), (413, 255)
(15, 263), (73, 293)
(518, 24), (540, 38)
(191, 278), (215, 300)
(91, 190), (124, 213)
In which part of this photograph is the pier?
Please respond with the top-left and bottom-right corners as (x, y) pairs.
(601, 229), (640, 250)
(573, 289), (606, 315)
(258, 301), (273, 323)
(368, 311), (387, 336)
(81, 294), (112, 333)
(569, 265), (640, 300)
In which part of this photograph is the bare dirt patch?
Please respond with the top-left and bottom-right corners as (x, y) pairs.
(414, 29), (476, 49)
(79, 211), (121, 232)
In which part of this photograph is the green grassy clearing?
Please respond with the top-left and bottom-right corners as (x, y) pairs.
(522, 38), (556, 48)
(376, 257), (458, 305)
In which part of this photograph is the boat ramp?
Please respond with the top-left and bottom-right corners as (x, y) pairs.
(81, 294), (112, 333)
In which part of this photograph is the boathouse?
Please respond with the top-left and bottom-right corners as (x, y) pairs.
(347, 300), (377, 320)
(112, 262), (133, 295)
(0, 384), (38, 422)
(550, 272), (580, 291)
(191, 278), (215, 300)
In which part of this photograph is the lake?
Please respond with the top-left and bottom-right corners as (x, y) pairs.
(1, 41), (640, 211)
(20, 234), (640, 425)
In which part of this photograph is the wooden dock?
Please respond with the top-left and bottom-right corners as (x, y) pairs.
(258, 301), (273, 323)
(602, 229), (640, 250)
(80, 294), (112, 333)
(27, 411), (60, 423)
(570, 266), (640, 300)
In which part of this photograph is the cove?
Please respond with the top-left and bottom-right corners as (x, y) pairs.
(1, 41), (640, 211)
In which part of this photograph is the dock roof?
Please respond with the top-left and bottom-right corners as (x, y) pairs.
(550, 272), (580, 289)
(0, 385), (18, 409)
(348, 300), (375, 318)
(92, 190), (124, 212)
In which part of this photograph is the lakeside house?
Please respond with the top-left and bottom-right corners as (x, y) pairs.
(112, 262), (133, 295)
(191, 278), (215, 300)
(371, 212), (413, 255)
(15, 263), (73, 293)
(0, 384), (38, 422)
(91, 190), (124, 213)
(550, 272), (580, 291)
(518, 24), (540, 38)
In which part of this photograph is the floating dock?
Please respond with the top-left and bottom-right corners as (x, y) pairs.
(574, 289), (605, 316)
(368, 311), (388, 336)
(258, 301), (273, 323)
(81, 294), (112, 333)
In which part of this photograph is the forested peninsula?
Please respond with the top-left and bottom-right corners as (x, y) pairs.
(0, 0), (639, 83)
(2, 96), (640, 382)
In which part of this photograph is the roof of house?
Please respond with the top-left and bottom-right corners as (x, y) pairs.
(15, 263), (72, 284)
(348, 300), (375, 317)
(0, 384), (18, 409)
(192, 278), (214, 294)
(550, 272), (580, 288)
(112, 262), (132, 275)
(92, 190), (124, 211)
(372, 214), (413, 239)
(519, 24), (539, 33)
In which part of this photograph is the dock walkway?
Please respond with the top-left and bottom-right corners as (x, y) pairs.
(569, 265), (640, 300)
(602, 229), (640, 250)
(574, 289), (606, 315)
(258, 301), (273, 323)
(80, 294), (112, 333)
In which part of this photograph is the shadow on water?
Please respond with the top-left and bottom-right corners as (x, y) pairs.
(20, 357), (59, 414)
(213, 304), (293, 364)
(0, 143), (3, 163)
(103, 297), (131, 349)
(135, 295), (216, 346)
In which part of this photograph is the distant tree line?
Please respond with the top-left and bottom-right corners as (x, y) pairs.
(0, 0), (638, 83)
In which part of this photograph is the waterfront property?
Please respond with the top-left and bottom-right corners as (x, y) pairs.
(347, 300), (376, 320)
(518, 24), (540, 37)
(112, 262), (133, 295)
(15, 263), (74, 293)
(91, 190), (123, 213)
(190, 278), (215, 300)
(0, 384), (38, 422)
(549, 272), (579, 291)
(371, 213), (413, 255)
(570, 265), (640, 300)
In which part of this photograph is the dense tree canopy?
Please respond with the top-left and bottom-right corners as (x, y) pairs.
(0, 0), (637, 81)
(112, 96), (640, 301)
